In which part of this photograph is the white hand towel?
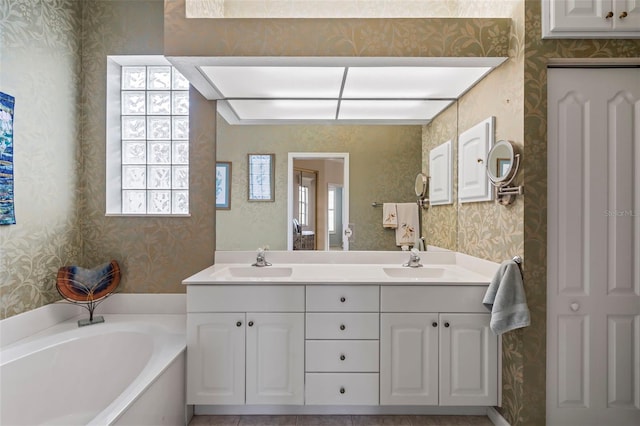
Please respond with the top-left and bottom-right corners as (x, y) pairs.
(395, 203), (419, 246)
(482, 260), (530, 335)
(382, 203), (398, 228)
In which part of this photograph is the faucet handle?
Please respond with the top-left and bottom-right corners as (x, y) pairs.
(411, 248), (419, 255)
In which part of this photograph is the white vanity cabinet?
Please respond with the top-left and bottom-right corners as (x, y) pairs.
(542, 0), (640, 39)
(380, 287), (498, 407)
(187, 286), (305, 406)
(305, 286), (380, 405)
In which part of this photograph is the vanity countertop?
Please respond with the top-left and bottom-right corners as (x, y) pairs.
(182, 251), (500, 286)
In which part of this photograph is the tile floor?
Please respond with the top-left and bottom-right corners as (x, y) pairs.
(188, 415), (494, 426)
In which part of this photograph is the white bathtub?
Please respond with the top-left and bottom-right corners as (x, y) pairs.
(0, 314), (186, 426)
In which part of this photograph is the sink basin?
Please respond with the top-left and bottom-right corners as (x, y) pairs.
(383, 267), (446, 279)
(227, 266), (293, 278)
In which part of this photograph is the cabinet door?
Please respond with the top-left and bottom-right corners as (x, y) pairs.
(187, 313), (245, 405)
(439, 313), (497, 406)
(549, 0), (612, 32)
(246, 313), (304, 405)
(380, 313), (439, 405)
(458, 117), (494, 203)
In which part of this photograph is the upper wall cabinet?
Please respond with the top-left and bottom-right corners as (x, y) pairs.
(458, 117), (494, 204)
(542, 0), (640, 38)
(429, 140), (453, 206)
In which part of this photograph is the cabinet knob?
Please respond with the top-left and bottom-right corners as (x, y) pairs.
(432, 322), (438, 327)
(620, 11), (628, 19)
(605, 11), (614, 19)
(248, 321), (254, 327)
(236, 321), (242, 327)
(339, 387), (346, 394)
(340, 297), (346, 303)
(570, 302), (580, 312)
(340, 354), (346, 361)
(339, 324), (346, 331)
(444, 322), (450, 328)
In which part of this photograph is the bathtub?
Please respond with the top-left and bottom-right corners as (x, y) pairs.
(0, 314), (186, 426)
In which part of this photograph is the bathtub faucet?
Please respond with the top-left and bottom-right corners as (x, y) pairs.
(403, 248), (423, 268)
(252, 247), (272, 267)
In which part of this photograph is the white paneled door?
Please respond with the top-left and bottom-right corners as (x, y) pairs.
(547, 67), (640, 426)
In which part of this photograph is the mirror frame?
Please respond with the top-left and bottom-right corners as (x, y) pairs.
(486, 140), (516, 185)
(415, 173), (428, 198)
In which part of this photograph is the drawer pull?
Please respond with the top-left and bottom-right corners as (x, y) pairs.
(248, 321), (254, 327)
(444, 322), (450, 328)
(236, 321), (242, 327)
(340, 324), (346, 331)
(432, 322), (437, 327)
(620, 11), (628, 19)
(340, 354), (346, 361)
(340, 297), (346, 303)
(339, 387), (346, 394)
(605, 11), (614, 19)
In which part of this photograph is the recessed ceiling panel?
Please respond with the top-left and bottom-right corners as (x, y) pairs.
(339, 100), (453, 121)
(342, 67), (492, 99)
(200, 66), (344, 98)
(228, 99), (339, 120)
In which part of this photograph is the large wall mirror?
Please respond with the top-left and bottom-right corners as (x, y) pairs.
(215, 101), (459, 252)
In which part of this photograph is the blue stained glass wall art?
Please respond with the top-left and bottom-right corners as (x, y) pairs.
(0, 92), (15, 225)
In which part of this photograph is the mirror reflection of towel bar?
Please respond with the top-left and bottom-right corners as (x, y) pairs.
(371, 201), (426, 209)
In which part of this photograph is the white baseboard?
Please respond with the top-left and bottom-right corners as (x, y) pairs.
(487, 407), (511, 426)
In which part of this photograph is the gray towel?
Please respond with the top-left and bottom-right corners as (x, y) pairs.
(482, 260), (530, 335)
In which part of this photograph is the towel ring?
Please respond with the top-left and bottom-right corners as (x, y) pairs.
(512, 255), (523, 279)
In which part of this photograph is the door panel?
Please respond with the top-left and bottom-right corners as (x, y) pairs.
(547, 67), (640, 425)
(186, 313), (245, 405)
(246, 313), (304, 405)
(439, 313), (497, 406)
(380, 313), (439, 405)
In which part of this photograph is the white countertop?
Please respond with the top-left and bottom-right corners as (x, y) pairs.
(182, 250), (500, 286)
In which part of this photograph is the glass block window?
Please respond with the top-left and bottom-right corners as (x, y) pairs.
(120, 65), (190, 214)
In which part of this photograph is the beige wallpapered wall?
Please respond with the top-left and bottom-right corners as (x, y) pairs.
(0, 1), (83, 319)
(80, 0), (217, 295)
(216, 119), (422, 251)
(520, 3), (640, 426)
(1, 0), (217, 319)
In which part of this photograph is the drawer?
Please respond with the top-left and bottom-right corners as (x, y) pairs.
(306, 340), (379, 372)
(305, 373), (379, 405)
(306, 286), (379, 312)
(306, 313), (379, 340)
(187, 285), (304, 312)
(381, 286), (488, 313)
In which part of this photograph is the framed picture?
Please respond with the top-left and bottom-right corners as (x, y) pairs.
(248, 154), (275, 202)
(216, 162), (231, 210)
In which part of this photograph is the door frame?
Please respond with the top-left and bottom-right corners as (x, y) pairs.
(287, 152), (349, 251)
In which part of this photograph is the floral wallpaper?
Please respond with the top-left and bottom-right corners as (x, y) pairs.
(521, 3), (640, 426)
(0, 0), (82, 319)
(216, 119), (422, 251)
(79, 0), (217, 295)
(1, 0), (217, 319)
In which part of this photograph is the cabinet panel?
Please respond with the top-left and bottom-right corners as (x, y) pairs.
(380, 313), (439, 405)
(187, 313), (245, 405)
(458, 117), (494, 203)
(306, 313), (379, 340)
(306, 340), (379, 372)
(306, 373), (379, 405)
(188, 285), (304, 312)
(439, 314), (497, 406)
(306, 285), (379, 312)
(246, 313), (304, 405)
(381, 286), (488, 313)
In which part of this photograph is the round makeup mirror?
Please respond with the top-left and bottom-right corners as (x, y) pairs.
(415, 173), (428, 199)
(486, 140), (516, 184)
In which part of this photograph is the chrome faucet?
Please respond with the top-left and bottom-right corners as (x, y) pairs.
(252, 247), (272, 267)
(403, 248), (423, 268)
